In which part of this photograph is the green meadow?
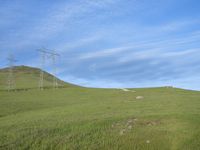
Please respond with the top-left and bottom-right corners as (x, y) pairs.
(0, 66), (200, 150)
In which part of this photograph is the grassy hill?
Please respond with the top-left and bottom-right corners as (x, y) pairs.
(0, 66), (78, 90)
(0, 66), (200, 150)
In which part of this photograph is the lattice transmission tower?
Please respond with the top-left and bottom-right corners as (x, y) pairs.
(7, 54), (17, 91)
(37, 48), (60, 90)
(50, 50), (60, 89)
(37, 48), (47, 90)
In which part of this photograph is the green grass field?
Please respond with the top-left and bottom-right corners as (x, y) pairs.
(0, 66), (200, 150)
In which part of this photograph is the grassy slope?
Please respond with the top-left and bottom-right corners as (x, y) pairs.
(0, 66), (77, 90)
(0, 67), (200, 150)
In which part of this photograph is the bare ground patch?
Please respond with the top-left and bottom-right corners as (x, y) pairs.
(111, 118), (162, 136)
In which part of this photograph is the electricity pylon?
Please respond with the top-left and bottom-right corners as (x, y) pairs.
(37, 48), (60, 90)
(50, 50), (60, 89)
(7, 54), (17, 91)
(37, 48), (47, 90)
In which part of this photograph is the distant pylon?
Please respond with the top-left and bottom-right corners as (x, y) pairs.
(50, 50), (60, 89)
(37, 48), (47, 90)
(37, 48), (60, 90)
(7, 54), (17, 91)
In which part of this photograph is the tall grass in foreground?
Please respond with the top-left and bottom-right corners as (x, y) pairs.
(0, 87), (200, 149)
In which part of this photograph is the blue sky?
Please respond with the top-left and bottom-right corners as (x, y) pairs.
(0, 0), (200, 90)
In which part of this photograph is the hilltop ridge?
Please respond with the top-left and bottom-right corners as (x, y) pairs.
(0, 65), (79, 90)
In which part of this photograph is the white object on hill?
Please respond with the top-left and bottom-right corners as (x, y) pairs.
(136, 96), (144, 100)
(121, 88), (130, 92)
(146, 140), (150, 144)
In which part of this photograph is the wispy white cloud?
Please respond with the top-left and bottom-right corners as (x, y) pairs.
(78, 46), (134, 59)
(57, 33), (104, 53)
(1, 0), (119, 50)
(76, 30), (200, 61)
(118, 48), (199, 63)
(152, 19), (200, 32)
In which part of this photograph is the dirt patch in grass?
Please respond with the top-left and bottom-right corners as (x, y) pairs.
(111, 118), (162, 136)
